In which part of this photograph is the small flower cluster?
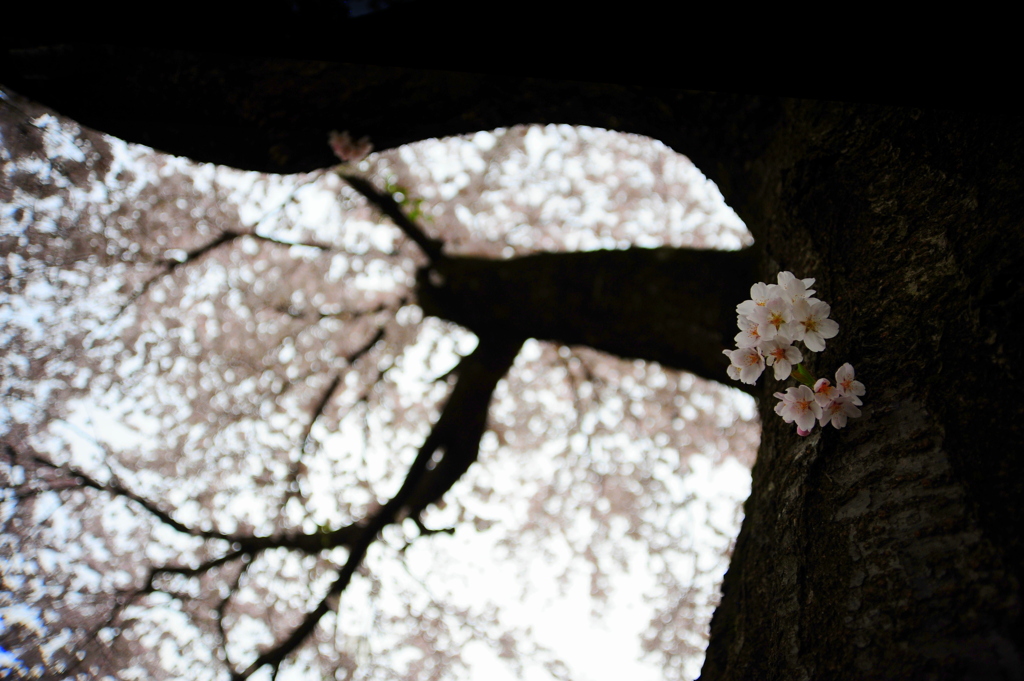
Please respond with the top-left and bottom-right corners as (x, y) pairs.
(723, 271), (865, 435)
(329, 130), (374, 163)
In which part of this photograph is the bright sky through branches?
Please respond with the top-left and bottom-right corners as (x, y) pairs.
(1, 97), (757, 681)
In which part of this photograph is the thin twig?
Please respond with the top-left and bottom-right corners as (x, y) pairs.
(7, 442), (363, 554)
(23, 448), (235, 542)
(114, 229), (332, 320)
(216, 557), (252, 668)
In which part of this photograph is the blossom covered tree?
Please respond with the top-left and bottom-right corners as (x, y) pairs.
(1, 90), (757, 680)
(4, 21), (1024, 680)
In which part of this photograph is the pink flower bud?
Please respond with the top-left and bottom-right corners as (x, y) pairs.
(329, 130), (373, 163)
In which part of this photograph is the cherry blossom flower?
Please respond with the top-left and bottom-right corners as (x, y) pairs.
(790, 299), (839, 352)
(724, 347), (765, 385)
(741, 296), (786, 342)
(835, 363), (865, 405)
(819, 393), (862, 429)
(735, 314), (769, 347)
(777, 271), (816, 304)
(755, 296), (794, 338)
(813, 378), (840, 406)
(760, 337), (802, 380)
(774, 385), (822, 432)
(737, 282), (781, 317)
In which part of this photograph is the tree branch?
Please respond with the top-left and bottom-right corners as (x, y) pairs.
(114, 229), (333, 319)
(230, 335), (523, 678)
(417, 246), (758, 392)
(396, 336), (524, 520)
(339, 173), (444, 263)
(12, 445), (238, 543)
(147, 548), (250, 582)
(4, 443), (360, 554)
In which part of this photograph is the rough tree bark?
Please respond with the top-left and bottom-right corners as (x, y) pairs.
(700, 100), (1024, 680)
(4, 37), (1023, 680)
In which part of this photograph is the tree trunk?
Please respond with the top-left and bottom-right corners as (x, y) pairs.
(5, 50), (1023, 678)
(700, 102), (1024, 680)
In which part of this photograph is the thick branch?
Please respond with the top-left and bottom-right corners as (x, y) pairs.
(395, 336), (523, 519)
(417, 246), (757, 391)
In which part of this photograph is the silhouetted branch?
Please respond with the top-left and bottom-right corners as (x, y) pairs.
(230, 335), (523, 678)
(246, 168), (329, 236)
(114, 229), (333, 319)
(299, 323), (386, 455)
(301, 374), (343, 455)
(273, 298), (405, 322)
(250, 231), (333, 251)
(340, 173), (444, 262)
(217, 557), (252, 668)
(280, 327), (387, 516)
(148, 548), (250, 582)
(10, 339), (523, 680)
(6, 443), (361, 554)
(14, 445), (236, 542)
(417, 246), (759, 392)
(399, 336), (524, 520)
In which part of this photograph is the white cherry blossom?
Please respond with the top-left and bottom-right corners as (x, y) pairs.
(737, 281), (782, 317)
(760, 337), (802, 380)
(813, 378), (840, 406)
(835, 363), (865, 405)
(777, 271), (816, 303)
(819, 393), (862, 428)
(749, 296), (793, 340)
(724, 271), (864, 434)
(724, 347), (765, 385)
(790, 299), (839, 352)
(774, 385), (822, 432)
(735, 315), (769, 347)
